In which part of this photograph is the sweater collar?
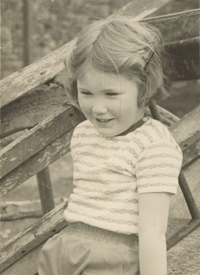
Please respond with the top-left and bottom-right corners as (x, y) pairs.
(117, 117), (148, 136)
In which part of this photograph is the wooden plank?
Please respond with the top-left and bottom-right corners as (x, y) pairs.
(148, 0), (200, 17)
(1, 245), (41, 275)
(1, 125), (74, 196)
(182, 139), (200, 168)
(0, 84), (68, 139)
(0, 202), (68, 273)
(170, 160), (200, 219)
(23, 0), (32, 66)
(139, 9), (200, 81)
(167, 218), (200, 250)
(1, 40), (74, 108)
(165, 37), (200, 81)
(0, 106), (85, 178)
(0, 0), (172, 108)
(170, 105), (200, 151)
(1, 198), (68, 221)
(36, 167), (55, 214)
(115, 0), (172, 19)
(145, 105), (179, 127)
(145, 9), (200, 42)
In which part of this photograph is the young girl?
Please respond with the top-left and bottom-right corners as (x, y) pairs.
(38, 16), (182, 275)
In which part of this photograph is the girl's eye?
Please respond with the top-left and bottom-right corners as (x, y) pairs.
(106, 92), (119, 96)
(80, 91), (92, 96)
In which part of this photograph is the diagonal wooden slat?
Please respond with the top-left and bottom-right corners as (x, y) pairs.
(170, 105), (200, 151)
(0, 131), (73, 196)
(146, 9), (200, 42)
(165, 37), (200, 80)
(1, 245), (41, 275)
(114, 0), (171, 19)
(0, 84), (68, 139)
(0, 118), (85, 197)
(0, 106), (84, 178)
(0, 202), (68, 273)
(0, 40), (75, 108)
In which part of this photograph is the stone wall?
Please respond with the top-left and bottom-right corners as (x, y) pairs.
(1, 0), (131, 78)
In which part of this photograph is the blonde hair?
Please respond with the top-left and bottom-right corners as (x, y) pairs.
(64, 16), (169, 107)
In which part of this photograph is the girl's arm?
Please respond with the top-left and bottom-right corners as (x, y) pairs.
(138, 192), (172, 275)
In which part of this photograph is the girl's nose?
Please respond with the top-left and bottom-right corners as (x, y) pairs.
(92, 100), (107, 114)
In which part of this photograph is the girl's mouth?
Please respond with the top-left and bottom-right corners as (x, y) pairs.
(96, 118), (114, 123)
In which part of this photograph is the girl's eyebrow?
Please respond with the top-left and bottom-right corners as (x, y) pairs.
(78, 87), (121, 93)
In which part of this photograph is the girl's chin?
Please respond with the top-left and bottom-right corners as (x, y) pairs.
(94, 126), (121, 137)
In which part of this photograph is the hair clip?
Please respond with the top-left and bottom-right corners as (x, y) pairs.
(143, 51), (155, 71)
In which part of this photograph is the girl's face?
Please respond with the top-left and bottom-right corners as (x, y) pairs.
(77, 67), (144, 137)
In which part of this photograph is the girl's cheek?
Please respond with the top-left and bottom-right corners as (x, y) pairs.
(79, 99), (90, 113)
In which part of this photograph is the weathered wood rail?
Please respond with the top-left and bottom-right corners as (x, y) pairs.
(1, 0), (200, 274)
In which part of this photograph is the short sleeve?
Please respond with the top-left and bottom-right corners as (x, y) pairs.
(136, 138), (183, 195)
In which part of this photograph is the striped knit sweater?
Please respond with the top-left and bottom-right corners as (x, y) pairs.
(64, 118), (183, 235)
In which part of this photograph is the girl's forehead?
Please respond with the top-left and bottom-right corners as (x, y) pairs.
(77, 67), (119, 88)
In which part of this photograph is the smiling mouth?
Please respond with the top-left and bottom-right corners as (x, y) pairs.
(96, 118), (114, 123)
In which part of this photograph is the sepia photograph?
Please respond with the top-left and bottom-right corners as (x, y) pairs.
(1, 0), (200, 274)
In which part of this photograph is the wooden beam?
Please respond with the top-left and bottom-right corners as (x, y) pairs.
(145, 9), (200, 42)
(165, 37), (200, 81)
(0, 203), (68, 273)
(170, 105), (200, 151)
(23, 0), (32, 66)
(167, 218), (200, 250)
(182, 139), (200, 168)
(37, 167), (55, 214)
(1, 245), (41, 275)
(1, 198), (68, 221)
(115, 0), (172, 19)
(1, 126), (74, 196)
(0, 40), (74, 108)
(170, 160), (200, 219)
(0, 106), (85, 178)
(0, 84), (67, 139)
